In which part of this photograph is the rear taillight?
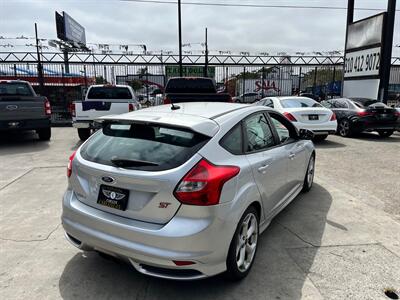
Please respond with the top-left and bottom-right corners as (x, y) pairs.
(174, 159), (240, 206)
(357, 110), (373, 117)
(67, 151), (77, 178)
(395, 111), (400, 118)
(128, 103), (134, 112)
(283, 112), (297, 122)
(44, 98), (51, 116)
(330, 112), (337, 121)
(164, 97), (171, 104)
(69, 102), (76, 117)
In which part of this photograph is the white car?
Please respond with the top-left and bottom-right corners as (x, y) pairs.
(256, 96), (337, 141)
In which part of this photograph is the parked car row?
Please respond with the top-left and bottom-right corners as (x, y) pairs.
(255, 96), (400, 139)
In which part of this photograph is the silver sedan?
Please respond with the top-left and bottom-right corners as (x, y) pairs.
(62, 102), (315, 280)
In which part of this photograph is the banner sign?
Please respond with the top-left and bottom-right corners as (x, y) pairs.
(55, 11), (86, 45)
(343, 13), (386, 99)
(165, 66), (215, 79)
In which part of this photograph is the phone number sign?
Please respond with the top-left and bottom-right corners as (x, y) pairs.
(344, 47), (381, 78)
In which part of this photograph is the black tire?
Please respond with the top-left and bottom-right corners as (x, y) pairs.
(377, 130), (394, 138)
(226, 206), (259, 281)
(302, 154), (315, 193)
(312, 134), (328, 142)
(78, 128), (91, 141)
(37, 128), (51, 141)
(338, 119), (352, 137)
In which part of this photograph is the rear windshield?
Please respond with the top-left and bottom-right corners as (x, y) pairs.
(0, 83), (34, 97)
(80, 123), (209, 171)
(280, 97), (322, 108)
(87, 87), (133, 100)
(165, 78), (216, 93)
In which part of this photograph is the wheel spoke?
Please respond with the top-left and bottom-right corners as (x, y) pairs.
(237, 245), (246, 267)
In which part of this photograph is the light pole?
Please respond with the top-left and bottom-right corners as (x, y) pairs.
(178, 0), (183, 77)
(35, 23), (44, 94)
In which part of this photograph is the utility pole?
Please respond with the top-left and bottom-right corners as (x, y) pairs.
(35, 23), (45, 95)
(204, 27), (208, 77)
(178, 0), (183, 77)
(380, 0), (397, 103)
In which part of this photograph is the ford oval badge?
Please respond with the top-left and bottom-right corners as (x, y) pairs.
(102, 176), (115, 183)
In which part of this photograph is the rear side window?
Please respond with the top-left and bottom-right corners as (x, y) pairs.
(87, 87), (133, 100)
(80, 123), (209, 171)
(220, 124), (243, 155)
(244, 113), (275, 152)
(0, 83), (34, 97)
(165, 78), (216, 93)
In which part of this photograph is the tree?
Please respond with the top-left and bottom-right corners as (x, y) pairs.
(95, 76), (107, 84)
(128, 80), (143, 91)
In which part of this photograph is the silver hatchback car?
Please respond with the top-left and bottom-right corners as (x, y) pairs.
(62, 102), (315, 280)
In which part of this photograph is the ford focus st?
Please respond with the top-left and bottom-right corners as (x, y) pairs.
(62, 102), (315, 280)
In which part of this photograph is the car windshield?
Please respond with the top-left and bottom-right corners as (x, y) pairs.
(87, 87), (132, 100)
(350, 98), (379, 108)
(0, 83), (34, 97)
(280, 97), (322, 108)
(80, 123), (210, 171)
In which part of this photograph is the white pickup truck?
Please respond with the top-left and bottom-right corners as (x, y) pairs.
(71, 84), (141, 140)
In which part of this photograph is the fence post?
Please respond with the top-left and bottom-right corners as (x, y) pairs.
(313, 66), (318, 96)
(104, 66), (107, 83)
(84, 65), (87, 87)
(242, 66), (246, 102)
(13, 64), (17, 77)
(298, 66), (302, 94)
(261, 66), (266, 98)
(332, 66), (336, 98)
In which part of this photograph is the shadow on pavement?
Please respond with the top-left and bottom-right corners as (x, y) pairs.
(59, 183), (332, 300)
(353, 132), (400, 142)
(313, 138), (346, 149)
(0, 131), (50, 154)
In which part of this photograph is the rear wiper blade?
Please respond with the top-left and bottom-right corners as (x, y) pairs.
(111, 157), (159, 167)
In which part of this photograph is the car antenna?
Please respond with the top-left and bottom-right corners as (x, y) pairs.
(171, 101), (180, 110)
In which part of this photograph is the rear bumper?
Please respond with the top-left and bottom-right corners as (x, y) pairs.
(294, 121), (337, 135)
(351, 119), (400, 132)
(0, 118), (50, 131)
(62, 189), (235, 280)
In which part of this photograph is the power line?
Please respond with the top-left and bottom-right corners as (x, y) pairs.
(120, 0), (399, 11)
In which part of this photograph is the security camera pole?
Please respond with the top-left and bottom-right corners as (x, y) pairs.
(178, 0), (183, 77)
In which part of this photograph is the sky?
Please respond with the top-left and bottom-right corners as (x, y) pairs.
(0, 0), (399, 56)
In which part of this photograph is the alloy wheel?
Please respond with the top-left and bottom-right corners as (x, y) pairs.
(339, 120), (350, 137)
(307, 156), (315, 189)
(236, 213), (258, 272)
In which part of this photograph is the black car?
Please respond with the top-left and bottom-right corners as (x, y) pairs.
(321, 98), (400, 138)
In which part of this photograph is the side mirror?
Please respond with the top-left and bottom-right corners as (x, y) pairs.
(298, 129), (314, 140)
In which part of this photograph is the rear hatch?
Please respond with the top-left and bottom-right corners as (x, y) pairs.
(70, 122), (211, 224)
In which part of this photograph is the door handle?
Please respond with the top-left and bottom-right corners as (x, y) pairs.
(289, 153), (296, 160)
(258, 164), (270, 174)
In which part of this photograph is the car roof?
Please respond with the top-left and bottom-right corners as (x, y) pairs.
(98, 102), (251, 136)
(89, 84), (130, 88)
(0, 80), (30, 84)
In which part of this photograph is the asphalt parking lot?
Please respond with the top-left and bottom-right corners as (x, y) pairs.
(1, 128), (399, 300)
